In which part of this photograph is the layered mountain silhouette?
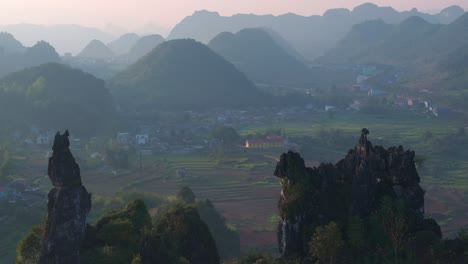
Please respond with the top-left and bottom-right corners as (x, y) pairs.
(120, 34), (165, 63)
(208, 28), (313, 87)
(0, 24), (112, 55)
(108, 33), (140, 55)
(319, 12), (468, 65)
(168, 3), (465, 60)
(0, 36), (60, 77)
(77, 39), (116, 60)
(109, 39), (266, 110)
(0, 32), (25, 54)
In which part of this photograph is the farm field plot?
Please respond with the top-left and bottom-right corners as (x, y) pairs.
(81, 152), (283, 252)
(7, 112), (468, 255)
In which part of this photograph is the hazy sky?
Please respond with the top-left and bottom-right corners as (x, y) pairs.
(0, 0), (467, 30)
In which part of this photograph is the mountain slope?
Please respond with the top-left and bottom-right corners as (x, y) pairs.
(109, 39), (265, 109)
(0, 32), (25, 54)
(122, 34), (165, 63)
(208, 28), (313, 87)
(318, 19), (394, 63)
(319, 16), (443, 64)
(435, 5), (466, 24)
(429, 12), (468, 56)
(78, 39), (115, 60)
(0, 40), (61, 77)
(0, 63), (114, 135)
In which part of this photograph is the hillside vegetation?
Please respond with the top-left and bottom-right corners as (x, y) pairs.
(0, 63), (114, 135)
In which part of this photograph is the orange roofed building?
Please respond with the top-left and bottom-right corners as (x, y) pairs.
(245, 136), (286, 149)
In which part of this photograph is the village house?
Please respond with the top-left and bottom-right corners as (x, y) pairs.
(135, 134), (149, 145)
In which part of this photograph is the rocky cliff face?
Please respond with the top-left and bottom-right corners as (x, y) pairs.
(39, 131), (91, 264)
(275, 129), (425, 259)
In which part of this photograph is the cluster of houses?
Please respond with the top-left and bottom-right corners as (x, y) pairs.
(10, 127), (82, 147)
(346, 65), (440, 117)
(111, 108), (304, 155)
(0, 179), (44, 207)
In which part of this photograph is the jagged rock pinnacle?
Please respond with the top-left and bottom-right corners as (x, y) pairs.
(48, 130), (82, 187)
(40, 130), (91, 264)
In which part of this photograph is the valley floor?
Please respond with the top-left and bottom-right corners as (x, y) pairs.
(3, 111), (468, 261)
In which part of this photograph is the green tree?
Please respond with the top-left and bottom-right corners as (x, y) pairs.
(131, 255), (141, 264)
(379, 197), (408, 264)
(347, 216), (366, 254)
(0, 144), (11, 181)
(98, 218), (136, 246)
(105, 140), (130, 169)
(177, 186), (196, 204)
(16, 225), (43, 264)
(309, 222), (343, 264)
(212, 127), (240, 145)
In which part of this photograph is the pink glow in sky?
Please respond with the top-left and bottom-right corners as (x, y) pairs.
(0, 0), (466, 29)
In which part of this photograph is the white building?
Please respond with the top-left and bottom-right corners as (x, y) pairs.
(135, 134), (149, 145)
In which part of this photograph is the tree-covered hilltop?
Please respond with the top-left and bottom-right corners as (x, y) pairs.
(208, 28), (313, 87)
(109, 39), (268, 110)
(0, 63), (115, 135)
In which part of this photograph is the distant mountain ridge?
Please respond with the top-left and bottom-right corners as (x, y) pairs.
(208, 28), (313, 87)
(107, 33), (140, 55)
(168, 3), (465, 60)
(0, 23), (113, 55)
(319, 12), (468, 65)
(78, 39), (116, 60)
(0, 35), (60, 77)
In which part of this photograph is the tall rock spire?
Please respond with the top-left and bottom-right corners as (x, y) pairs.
(275, 129), (425, 259)
(39, 131), (91, 264)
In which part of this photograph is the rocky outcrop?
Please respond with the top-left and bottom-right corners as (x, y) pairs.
(275, 129), (425, 259)
(39, 131), (91, 264)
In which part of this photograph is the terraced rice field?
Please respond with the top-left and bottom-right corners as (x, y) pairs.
(80, 152), (282, 252)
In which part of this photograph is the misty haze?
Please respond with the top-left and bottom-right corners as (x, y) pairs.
(1, 1), (468, 263)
